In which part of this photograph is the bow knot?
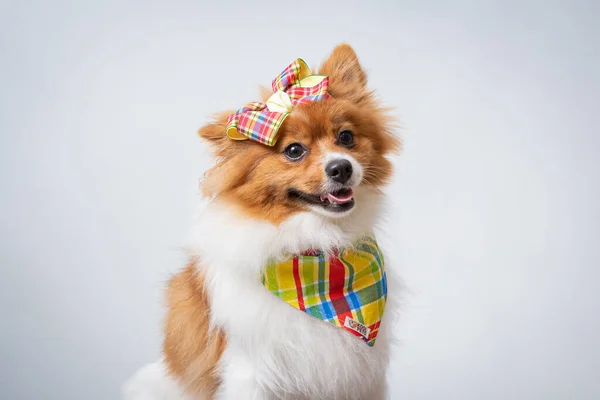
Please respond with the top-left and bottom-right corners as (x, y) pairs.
(226, 59), (330, 146)
(266, 90), (293, 113)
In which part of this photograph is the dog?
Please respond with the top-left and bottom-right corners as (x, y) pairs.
(124, 44), (400, 400)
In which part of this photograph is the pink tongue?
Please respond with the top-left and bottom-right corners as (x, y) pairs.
(324, 188), (354, 203)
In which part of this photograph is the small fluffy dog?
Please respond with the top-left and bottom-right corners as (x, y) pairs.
(125, 44), (400, 400)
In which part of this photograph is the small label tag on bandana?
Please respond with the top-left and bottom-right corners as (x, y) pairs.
(344, 316), (371, 339)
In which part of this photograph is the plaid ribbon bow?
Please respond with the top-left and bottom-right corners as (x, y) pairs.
(261, 235), (387, 346)
(226, 59), (331, 146)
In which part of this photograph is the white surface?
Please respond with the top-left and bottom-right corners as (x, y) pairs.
(1, 1), (599, 399)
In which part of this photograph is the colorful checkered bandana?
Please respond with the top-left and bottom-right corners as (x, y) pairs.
(226, 58), (331, 146)
(261, 235), (387, 346)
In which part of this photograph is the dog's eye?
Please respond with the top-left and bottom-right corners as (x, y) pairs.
(283, 143), (307, 161)
(337, 130), (354, 147)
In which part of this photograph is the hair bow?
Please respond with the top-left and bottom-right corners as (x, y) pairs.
(226, 59), (331, 146)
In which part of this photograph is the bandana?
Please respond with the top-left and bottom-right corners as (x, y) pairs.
(261, 235), (387, 346)
(226, 58), (331, 146)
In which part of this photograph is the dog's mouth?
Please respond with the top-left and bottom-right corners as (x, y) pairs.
(288, 187), (355, 213)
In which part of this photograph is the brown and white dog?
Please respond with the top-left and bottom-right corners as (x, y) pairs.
(125, 44), (400, 400)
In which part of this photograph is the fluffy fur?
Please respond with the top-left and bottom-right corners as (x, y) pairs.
(125, 44), (400, 400)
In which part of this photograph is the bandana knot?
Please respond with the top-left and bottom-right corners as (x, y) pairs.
(226, 58), (331, 146)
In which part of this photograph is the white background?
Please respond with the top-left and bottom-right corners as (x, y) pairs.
(1, 1), (599, 399)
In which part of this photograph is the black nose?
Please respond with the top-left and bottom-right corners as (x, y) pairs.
(325, 159), (353, 184)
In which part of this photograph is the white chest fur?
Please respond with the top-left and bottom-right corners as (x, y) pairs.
(187, 189), (393, 400)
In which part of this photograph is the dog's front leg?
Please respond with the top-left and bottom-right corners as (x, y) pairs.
(214, 348), (269, 400)
(362, 377), (389, 400)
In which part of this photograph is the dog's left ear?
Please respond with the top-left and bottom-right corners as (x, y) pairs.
(319, 44), (369, 104)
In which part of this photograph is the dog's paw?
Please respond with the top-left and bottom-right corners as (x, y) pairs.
(123, 361), (190, 400)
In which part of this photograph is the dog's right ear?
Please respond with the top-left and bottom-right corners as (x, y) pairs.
(197, 111), (235, 157)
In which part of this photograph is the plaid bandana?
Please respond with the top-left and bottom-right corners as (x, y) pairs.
(261, 235), (387, 346)
(226, 58), (331, 146)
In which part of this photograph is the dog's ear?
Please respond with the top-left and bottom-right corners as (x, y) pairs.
(197, 111), (236, 157)
(319, 44), (370, 104)
(197, 111), (256, 197)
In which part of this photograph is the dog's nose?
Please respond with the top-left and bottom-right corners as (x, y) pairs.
(325, 159), (353, 184)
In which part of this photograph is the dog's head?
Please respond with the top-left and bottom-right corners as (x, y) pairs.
(198, 45), (399, 225)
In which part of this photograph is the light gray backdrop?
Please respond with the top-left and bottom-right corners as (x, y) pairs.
(1, 0), (599, 399)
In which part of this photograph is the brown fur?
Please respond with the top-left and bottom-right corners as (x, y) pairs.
(198, 44), (399, 225)
(163, 44), (399, 398)
(163, 263), (227, 398)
